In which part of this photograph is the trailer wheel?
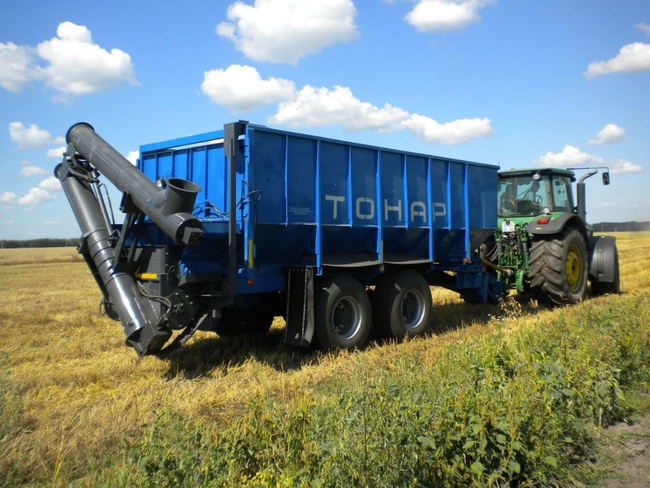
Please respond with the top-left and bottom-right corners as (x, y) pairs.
(314, 276), (371, 350)
(528, 227), (588, 305)
(372, 271), (432, 339)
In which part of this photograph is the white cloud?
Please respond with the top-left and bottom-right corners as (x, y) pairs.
(0, 42), (38, 91)
(0, 192), (17, 205)
(404, 0), (493, 32)
(8, 122), (64, 149)
(270, 85), (409, 132)
(38, 176), (62, 191)
(126, 150), (139, 165)
(16, 187), (55, 207)
(0, 22), (138, 97)
(535, 145), (605, 168)
(217, 0), (359, 63)
(269, 85), (492, 143)
(636, 22), (650, 36)
(43, 220), (62, 225)
(585, 42), (650, 78)
(587, 123), (625, 145)
(202, 65), (296, 111)
(36, 21), (138, 95)
(0, 177), (61, 209)
(608, 159), (643, 175)
(20, 161), (46, 177)
(403, 113), (494, 144)
(535, 146), (642, 175)
(203, 65), (493, 144)
(47, 146), (67, 158)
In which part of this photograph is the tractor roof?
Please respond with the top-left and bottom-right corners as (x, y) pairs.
(498, 168), (575, 178)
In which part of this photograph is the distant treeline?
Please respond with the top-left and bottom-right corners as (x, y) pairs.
(0, 238), (78, 249)
(593, 221), (650, 232)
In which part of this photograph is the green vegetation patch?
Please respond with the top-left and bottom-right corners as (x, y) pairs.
(90, 294), (650, 488)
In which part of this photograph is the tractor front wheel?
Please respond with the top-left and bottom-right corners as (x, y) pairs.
(528, 227), (588, 305)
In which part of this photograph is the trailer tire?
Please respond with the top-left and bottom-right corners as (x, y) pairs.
(314, 276), (371, 350)
(372, 271), (432, 339)
(528, 227), (588, 305)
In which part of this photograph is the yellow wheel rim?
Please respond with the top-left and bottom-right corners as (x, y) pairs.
(565, 244), (583, 291)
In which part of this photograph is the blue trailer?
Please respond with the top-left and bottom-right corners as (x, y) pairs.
(56, 121), (501, 357)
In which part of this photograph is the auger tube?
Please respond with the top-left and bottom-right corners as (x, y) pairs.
(66, 123), (203, 246)
(55, 161), (171, 356)
(56, 122), (205, 356)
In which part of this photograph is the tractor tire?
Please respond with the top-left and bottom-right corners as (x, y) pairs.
(372, 271), (432, 340)
(528, 227), (588, 305)
(591, 247), (621, 296)
(313, 275), (372, 350)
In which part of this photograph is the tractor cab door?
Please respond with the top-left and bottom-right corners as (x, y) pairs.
(549, 176), (574, 213)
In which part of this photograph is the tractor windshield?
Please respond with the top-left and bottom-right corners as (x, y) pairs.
(498, 173), (574, 217)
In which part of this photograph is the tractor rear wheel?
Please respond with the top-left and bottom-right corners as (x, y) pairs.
(528, 227), (588, 305)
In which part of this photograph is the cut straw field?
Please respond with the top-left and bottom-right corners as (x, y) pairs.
(1, 232), (649, 487)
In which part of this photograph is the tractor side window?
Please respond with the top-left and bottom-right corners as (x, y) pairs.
(552, 177), (573, 212)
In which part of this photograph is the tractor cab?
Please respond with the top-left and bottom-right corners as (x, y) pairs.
(493, 166), (619, 305)
(498, 168), (576, 219)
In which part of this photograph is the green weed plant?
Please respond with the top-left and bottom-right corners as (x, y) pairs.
(91, 294), (650, 488)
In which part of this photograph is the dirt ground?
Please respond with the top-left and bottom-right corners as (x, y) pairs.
(593, 412), (650, 487)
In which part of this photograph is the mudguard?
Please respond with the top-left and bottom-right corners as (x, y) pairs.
(525, 213), (586, 236)
(588, 235), (618, 283)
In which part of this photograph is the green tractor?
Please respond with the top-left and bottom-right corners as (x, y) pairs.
(487, 167), (620, 305)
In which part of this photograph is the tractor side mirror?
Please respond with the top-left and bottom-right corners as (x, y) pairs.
(602, 172), (610, 185)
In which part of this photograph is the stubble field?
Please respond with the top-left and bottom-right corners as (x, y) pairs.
(1, 233), (649, 487)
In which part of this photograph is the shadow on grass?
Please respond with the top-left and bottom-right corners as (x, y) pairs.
(162, 293), (542, 380)
(429, 293), (541, 335)
(162, 328), (320, 379)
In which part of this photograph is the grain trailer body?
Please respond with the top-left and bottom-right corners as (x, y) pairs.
(57, 121), (501, 356)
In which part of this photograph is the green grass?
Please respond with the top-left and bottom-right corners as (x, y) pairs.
(85, 294), (649, 488)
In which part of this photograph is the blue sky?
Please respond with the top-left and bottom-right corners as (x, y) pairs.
(1, 0), (648, 240)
